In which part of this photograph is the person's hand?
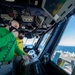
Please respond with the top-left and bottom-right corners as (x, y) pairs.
(27, 55), (33, 60)
(12, 29), (19, 37)
(22, 55), (32, 61)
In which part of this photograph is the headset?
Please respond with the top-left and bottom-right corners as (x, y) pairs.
(9, 19), (19, 32)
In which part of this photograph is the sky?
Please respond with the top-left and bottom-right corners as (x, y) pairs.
(59, 15), (75, 46)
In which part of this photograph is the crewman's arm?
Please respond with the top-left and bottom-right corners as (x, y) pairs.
(15, 41), (25, 56)
(15, 41), (32, 61)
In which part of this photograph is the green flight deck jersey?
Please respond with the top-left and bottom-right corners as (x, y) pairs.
(0, 27), (24, 62)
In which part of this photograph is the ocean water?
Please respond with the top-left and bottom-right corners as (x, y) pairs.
(52, 45), (75, 64)
(56, 45), (75, 53)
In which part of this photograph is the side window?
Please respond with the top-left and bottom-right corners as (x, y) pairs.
(51, 15), (75, 74)
(38, 29), (54, 57)
(23, 37), (39, 48)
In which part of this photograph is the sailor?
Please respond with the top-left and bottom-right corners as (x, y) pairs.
(0, 20), (31, 75)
